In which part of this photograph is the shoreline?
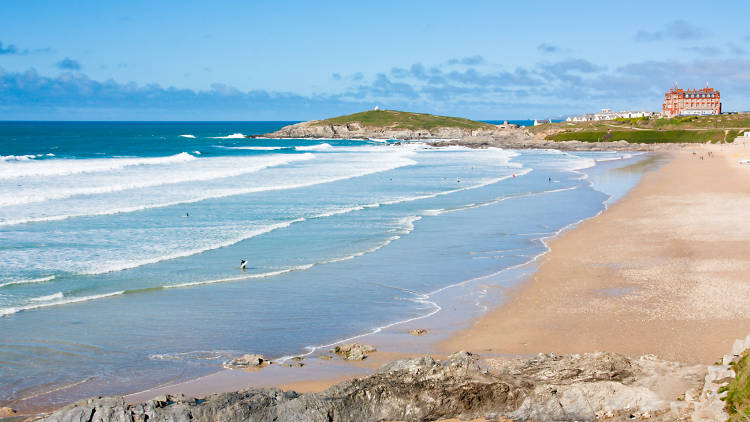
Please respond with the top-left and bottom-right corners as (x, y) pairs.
(443, 143), (750, 365)
(9, 146), (724, 418)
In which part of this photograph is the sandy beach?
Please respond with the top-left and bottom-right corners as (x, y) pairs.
(444, 143), (750, 365)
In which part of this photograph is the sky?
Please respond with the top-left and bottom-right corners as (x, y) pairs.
(1, 0), (749, 120)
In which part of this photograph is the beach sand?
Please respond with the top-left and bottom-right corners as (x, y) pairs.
(443, 144), (750, 365)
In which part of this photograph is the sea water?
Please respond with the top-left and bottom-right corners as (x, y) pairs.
(0, 122), (652, 408)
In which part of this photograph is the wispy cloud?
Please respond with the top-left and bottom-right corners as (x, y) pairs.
(3, 54), (750, 120)
(682, 46), (723, 56)
(728, 43), (747, 55)
(537, 43), (560, 53)
(445, 55), (485, 66)
(0, 66), (370, 120)
(0, 42), (20, 55)
(635, 20), (708, 42)
(56, 58), (82, 70)
(0, 41), (54, 55)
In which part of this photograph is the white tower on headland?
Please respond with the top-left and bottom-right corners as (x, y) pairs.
(374, 106), (380, 111)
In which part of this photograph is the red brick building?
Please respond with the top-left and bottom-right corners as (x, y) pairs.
(662, 84), (721, 117)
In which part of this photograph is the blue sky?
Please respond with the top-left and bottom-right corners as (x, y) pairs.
(1, 0), (749, 120)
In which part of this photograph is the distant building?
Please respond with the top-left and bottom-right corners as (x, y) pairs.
(533, 119), (551, 126)
(565, 109), (656, 122)
(662, 83), (721, 117)
(495, 120), (519, 129)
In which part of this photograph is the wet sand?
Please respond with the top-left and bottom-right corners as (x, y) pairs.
(444, 143), (750, 364)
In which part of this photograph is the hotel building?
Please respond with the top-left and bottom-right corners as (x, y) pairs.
(662, 84), (721, 117)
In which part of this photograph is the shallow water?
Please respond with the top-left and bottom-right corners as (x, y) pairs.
(0, 122), (655, 408)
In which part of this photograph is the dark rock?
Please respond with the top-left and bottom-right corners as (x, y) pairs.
(34, 351), (695, 422)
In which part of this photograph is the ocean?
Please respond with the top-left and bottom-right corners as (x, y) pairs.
(0, 121), (654, 409)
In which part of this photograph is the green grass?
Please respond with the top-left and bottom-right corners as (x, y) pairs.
(725, 350), (750, 421)
(314, 110), (495, 130)
(530, 113), (750, 136)
(546, 129), (731, 144)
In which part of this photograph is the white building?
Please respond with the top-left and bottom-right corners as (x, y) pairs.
(533, 119), (552, 126)
(566, 109), (656, 122)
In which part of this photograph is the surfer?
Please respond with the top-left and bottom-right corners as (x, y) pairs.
(240, 260), (247, 270)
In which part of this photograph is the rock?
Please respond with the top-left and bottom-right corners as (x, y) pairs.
(0, 406), (16, 417)
(330, 343), (376, 361)
(36, 351), (707, 422)
(224, 353), (269, 369)
(407, 328), (428, 336)
(283, 361), (304, 368)
(732, 338), (746, 356)
(722, 354), (735, 365)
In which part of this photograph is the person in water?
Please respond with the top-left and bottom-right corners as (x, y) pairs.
(240, 260), (247, 270)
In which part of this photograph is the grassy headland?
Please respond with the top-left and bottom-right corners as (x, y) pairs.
(531, 113), (750, 144)
(313, 110), (495, 131)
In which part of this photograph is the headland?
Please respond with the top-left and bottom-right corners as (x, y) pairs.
(259, 109), (750, 152)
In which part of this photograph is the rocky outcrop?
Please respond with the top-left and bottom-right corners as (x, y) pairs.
(330, 343), (376, 361)
(223, 353), (269, 369)
(34, 351), (710, 422)
(259, 120), (531, 142)
(408, 328), (429, 336)
(259, 120), (694, 151)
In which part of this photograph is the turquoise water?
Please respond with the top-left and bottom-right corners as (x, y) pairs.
(0, 122), (649, 408)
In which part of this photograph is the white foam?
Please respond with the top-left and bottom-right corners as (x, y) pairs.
(0, 152), (197, 179)
(29, 292), (64, 302)
(179, 134), (196, 138)
(211, 133), (246, 139)
(380, 168), (532, 206)
(0, 291), (125, 317)
(0, 275), (55, 288)
(295, 143), (333, 151)
(220, 146), (287, 151)
(0, 153), (415, 227)
(81, 219), (307, 275)
(0, 153), (314, 208)
(0, 154), (36, 162)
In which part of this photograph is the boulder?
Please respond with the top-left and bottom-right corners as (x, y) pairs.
(407, 328), (428, 336)
(224, 353), (268, 369)
(0, 406), (16, 417)
(330, 343), (376, 361)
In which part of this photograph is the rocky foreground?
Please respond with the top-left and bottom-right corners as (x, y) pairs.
(259, 120), (695, 152)
(31, 346), (740, 422)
